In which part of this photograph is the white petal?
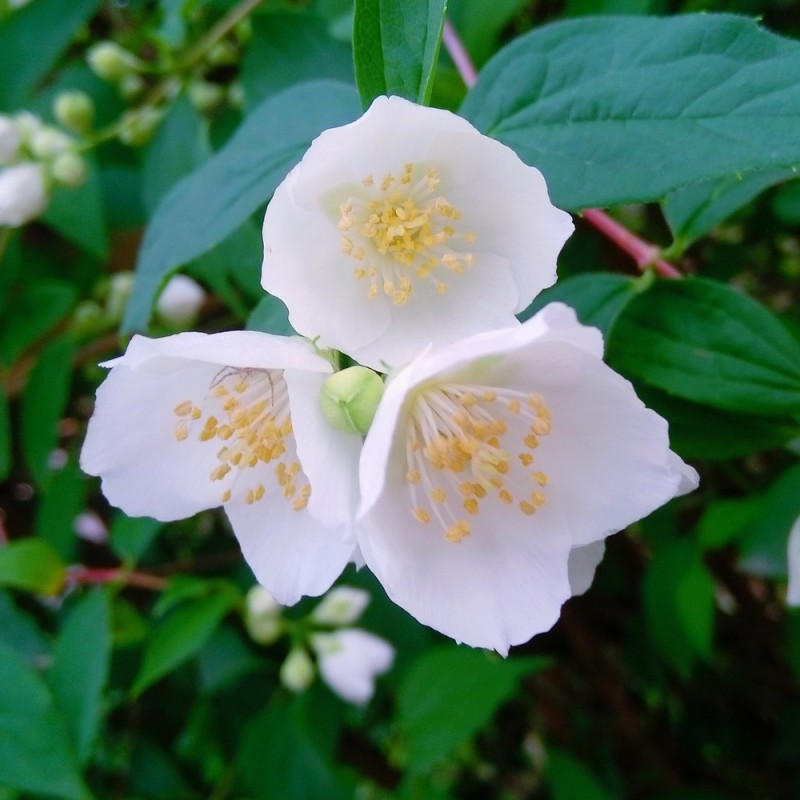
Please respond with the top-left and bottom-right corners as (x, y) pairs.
(312, 629), (394, 705)
(568, 542), (606, 597)
(284, 369), (361, 536)
(225, 499), (354, 605)
(0, 163), (48, 226)
(261, 96), (572, 368)
(787, 516), (800, 607)
(311, 586), (371, 626)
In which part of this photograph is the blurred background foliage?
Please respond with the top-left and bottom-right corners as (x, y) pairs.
(1, 0), (800, 798)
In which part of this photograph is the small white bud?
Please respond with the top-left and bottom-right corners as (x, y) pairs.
(30, 127), (73, 159)
(54, 91), (95, 134)
(51, 152), (87, 187)
(155, 274), (205, 328)
(12, 112), (42, 144)
(0, 115), (21, 165)
(244, 585), (283, 645)
(88, 42), (140, 83)
(311, 586), (371, 627)
(280, 647), (315, 693)
(319, 366), (384, 435)
(0, 163), (48, 227)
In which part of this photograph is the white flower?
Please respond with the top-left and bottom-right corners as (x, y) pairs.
(0, 163), (48, 227)
(280, 647), (315, 692)
(568, 541), (606, 597)
(0, 115), (20, 165)
(80, 330), (362, 604)
(155, 274), (206, 327)
(357, 303), (698, 654)
(261, 95), (573, 370)
(787, 515), (800, 606)
(310, 629), (394, 705)
(311, 586), (371, 626)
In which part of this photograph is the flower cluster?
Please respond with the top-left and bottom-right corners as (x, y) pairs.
(244, 585), (394, 705)
(82, 96), (698, 656)
(0, 110), (88, 228)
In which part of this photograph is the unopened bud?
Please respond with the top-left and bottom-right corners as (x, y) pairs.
(156, 274), (205, 328)
(70, 300), (107, 336)
(206, 40), (238, 66)
(244, 585), (283, 645)
(187, 80), (225, 113)
(88, 41), (140, 83)
(280, 647), (315, 693)
(0, 162), (48, 227)
(320, 366), (384, 435)
(105, 272), (134, 322)
(118, 107), (163, 147)
(30, 127), (73, 159)
(0, 115), (20, 165)
(119, 74), (145, 100)
(51, 152), (87, 187)
(54, 91), (95, 134)
(227, 82), (245, 110)
(311, 586), (370, 626)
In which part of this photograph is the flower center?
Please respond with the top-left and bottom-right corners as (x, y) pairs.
(405, 383), (552, 543)
(172, 367), (310, 510)
(338, 163), (476, 305)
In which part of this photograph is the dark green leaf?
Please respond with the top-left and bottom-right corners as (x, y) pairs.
(663, 167), (798, 247)
(0, 0), (102, 110)
(0, 388), (10, 483)
(0, 539), (66, 596)
(773, 179), (800, 224)
(239, 696), (352, 800)
(123, 80), (360, 332)
(353, 0), (446, 107)
(397, 646), (547, 773)
(35, 458), (88, 560)
(448, 0), (530, 67)
(110, 513), (162, 565)
(547, 749), (614, 800)
(0, 591), (50, 661)
(461, 15), (800, 209)
(0, 643), (91, 800)
(247, 294), (293, 336)
(42, 158), (109, 260)
(607, 278), (800, 416)
(21, 337), (74, 487)
(132, 589), (237, 696)
(48, 590), (111, 764)
(519, 272), (637, 337)
(242, 12), (353, 107)
(643, 539), (715, 677)
(0, 281), (77, 366)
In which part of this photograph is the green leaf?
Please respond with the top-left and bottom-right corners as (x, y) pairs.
(239, 696), (352, 800)
(110, 513), (162, 565)
(0, 644), (91, 800)
(0, 0), (102, 110)
(460, 15), (800, 209)
(773, 179), (800, 224)
(643, 539), (715, 677)
(0, 539), (66, 595)
(123, 80), (360, 333)
(35, 458), (88, 560)
(241, 12), (354, 107)
(353, 0), (446, 108)
(696, 497), (764, 551)
(21, 337), (74, 487)
(607, 278), (800, 416)
(740, 462), (800, 578)
(547, 749), (614, 800)
(397, 646), (548, 773)
(663, 167), (798, 247)
(0, 281), (77, 366)
(42, 158), (109, 260)
(0, 591), (50, 661)
(0, 388), (10, 483)
(247, 294), (294, 336)
(448, 0), (529, 67)
(132, 588), (237, 696)
(519, 272), (637, 337)
(48, 590), (111, 764)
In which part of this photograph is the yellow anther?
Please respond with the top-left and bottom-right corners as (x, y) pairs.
(524, 434), (539, 449)
(436, 281), (448, 294)
(520, 501), (536, 515)
(533, 471), (549, 487)
(413, 507), (431, 525)
(499, 489), (513, 505)
(532, 492), (547, 507)
(221, 489), (232, 503)
(191, 406), (202, 420)
(533, 418), (552, 435)
(431, 487), (447, 504)
(362, 175), (374, 187)
(174, 400), (193, 417)
(519, 453), (534, 466)
(174, 422), (189, 441)
(463, 498), (479, 515)
(507, 399), (521, 414)
(445, 519), (471, 543)
(472, 483), (487, 499)
(406, 469), (421, 485)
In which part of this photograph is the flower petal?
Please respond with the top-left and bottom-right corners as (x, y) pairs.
(568, 541), (606, 596)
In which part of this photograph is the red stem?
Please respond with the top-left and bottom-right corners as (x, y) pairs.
(440, 18), (681, 280)
(70, 566), (168, 591)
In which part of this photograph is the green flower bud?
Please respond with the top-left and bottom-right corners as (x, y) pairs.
(320, 366), (384, 435)
(280, 647), (315, 693)
(119, 73), (145, 101)
(51, 152), (87, 187)
(70, 300), (107, 337)
(54, 91), (95, 134)
(29, 127), (72, 159)
(87, 41), (140, 83)
(118, 107), (163, 147)
(187, 80), (225, 113)
(244, 586), (283, 645)
(206, 40), (238, 66)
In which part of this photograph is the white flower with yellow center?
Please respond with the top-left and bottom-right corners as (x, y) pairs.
(80, 331), (362, 603)
(357, 304), (699, 653)
(261, 95), (573, 370)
